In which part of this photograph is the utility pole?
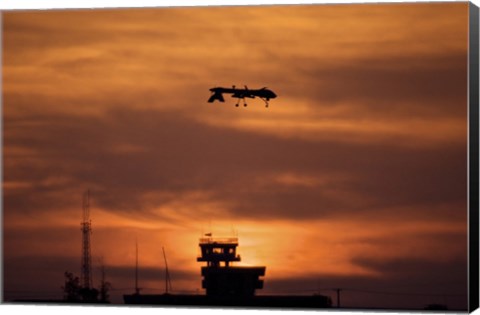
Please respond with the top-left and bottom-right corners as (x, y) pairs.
(81, 190), (93, 290)
(99, 260), (111, 303)
(135, 239), (141, 295)
(335, 288), (342, 308)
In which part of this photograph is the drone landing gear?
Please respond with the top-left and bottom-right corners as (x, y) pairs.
(235, 98), (247, 107)
(260, 98), (269, 108)
(233, 98), (270, 108)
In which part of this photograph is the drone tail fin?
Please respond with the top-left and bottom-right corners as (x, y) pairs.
(208, 92), (225, 103)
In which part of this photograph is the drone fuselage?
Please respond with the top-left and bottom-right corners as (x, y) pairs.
(208, 86), (277, 106)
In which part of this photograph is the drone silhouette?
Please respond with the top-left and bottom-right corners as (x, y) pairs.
(208, 85), (277, 108)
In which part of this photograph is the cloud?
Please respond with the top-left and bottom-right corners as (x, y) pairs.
(2, 3), (469, 309)
(3, 106), (467, 222)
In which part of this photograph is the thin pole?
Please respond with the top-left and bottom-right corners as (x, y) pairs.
(335, 288), (342, 308)
(162, 246), (171, 293)
(135, 240), (140, 295)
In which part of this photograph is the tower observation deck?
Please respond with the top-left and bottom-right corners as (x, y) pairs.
(197, 236), (265, 297)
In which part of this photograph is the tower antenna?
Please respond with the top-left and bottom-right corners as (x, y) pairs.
(81, 190), (93, 290)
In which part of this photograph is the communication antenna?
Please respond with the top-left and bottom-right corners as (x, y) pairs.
(162, 246), (172, 294)
(135, 239), (141, 295)
(81, 190), (93, 289)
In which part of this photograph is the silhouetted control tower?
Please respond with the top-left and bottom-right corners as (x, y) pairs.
(124, 236), (331, 308)
(197, 236), (265, 297)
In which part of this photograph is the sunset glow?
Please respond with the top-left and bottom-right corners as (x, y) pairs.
(3, 3), (469, 309)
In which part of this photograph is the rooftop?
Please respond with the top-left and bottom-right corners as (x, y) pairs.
(199, 237), (238, 245)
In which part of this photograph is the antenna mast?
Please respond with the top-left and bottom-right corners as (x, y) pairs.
(135, 240), (141, 295)
(162, 246), (172, 294)
(81, 190), (93, 289)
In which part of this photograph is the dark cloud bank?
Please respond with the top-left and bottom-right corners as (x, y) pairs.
(4, 107), (466, 222)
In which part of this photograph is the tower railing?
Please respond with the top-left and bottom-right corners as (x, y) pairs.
(199, 237), (238, 244)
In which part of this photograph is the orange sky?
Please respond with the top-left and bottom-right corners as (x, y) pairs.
(2, 3), (470, 309)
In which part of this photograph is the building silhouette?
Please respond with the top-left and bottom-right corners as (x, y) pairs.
(198, 236), (265, 297)
(124, 236), (332, 308)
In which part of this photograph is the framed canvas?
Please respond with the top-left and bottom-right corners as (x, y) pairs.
(1, 0), (479, 314)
